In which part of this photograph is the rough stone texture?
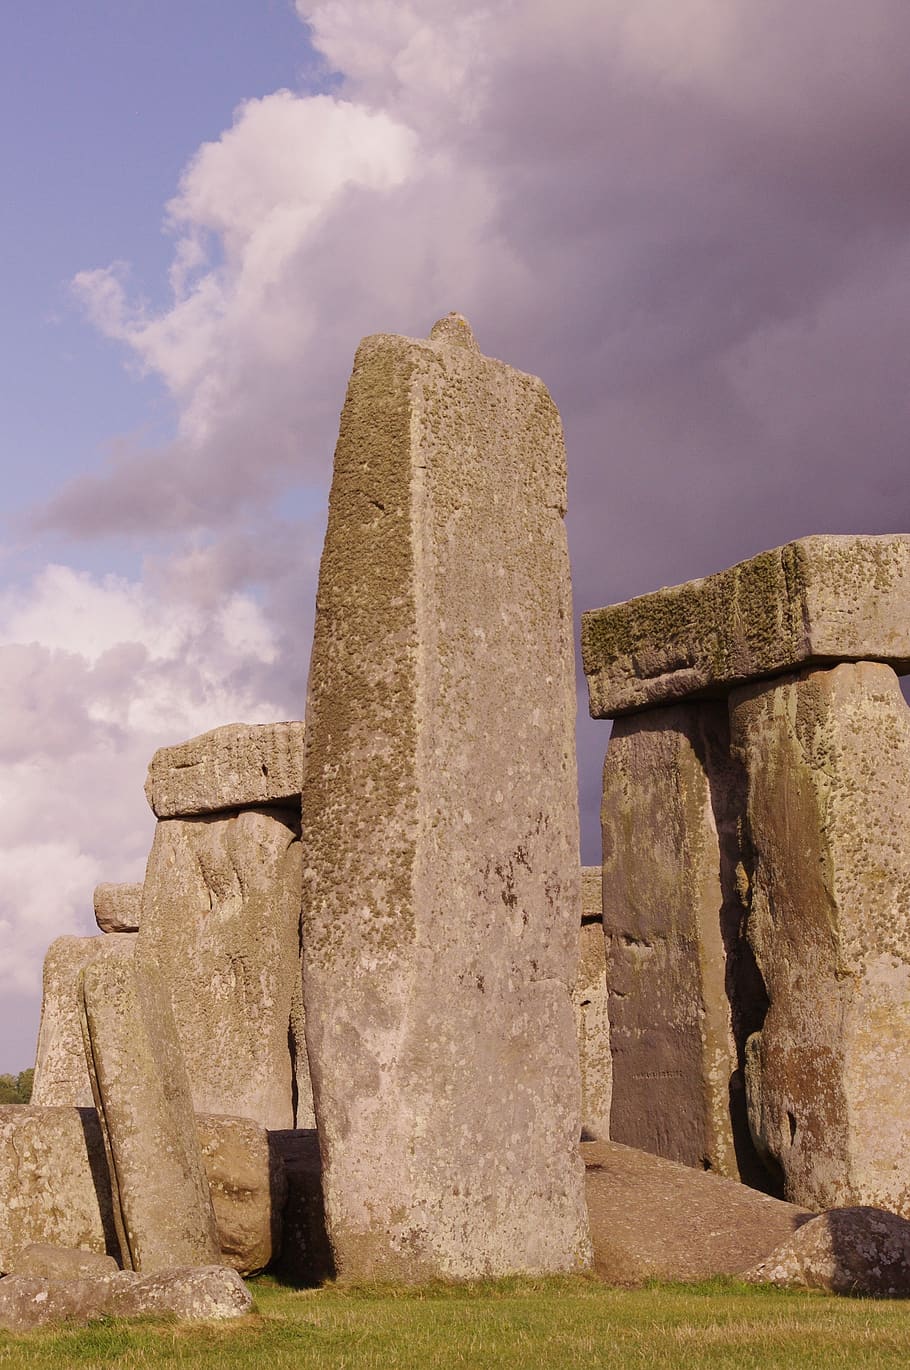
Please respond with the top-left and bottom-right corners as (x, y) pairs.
(0, 1266), (251, 1330)
(730, 661), (910, 1215)
(583, 534), (910, 717)
(581, 1140), (812, 1284)
(300, 317), (590, 1280)
(268, 1130), (335, 1287)
(137, 807), (305, 1131)
(197, 1115), (285, 1276)
(747, 1207), (910, 1296)
(145, 721), (304, 818)
(94, 882), (143, 934)
(601, 702), (764, 1182)
(0, 1106), (120, 1273)
(0, 1108), (279, 1276)
(31, 935), (136, 1108)
(80, 956), (221, 1272)
(575, 867), (611, 1141)
(6, 1243), (118, 1280)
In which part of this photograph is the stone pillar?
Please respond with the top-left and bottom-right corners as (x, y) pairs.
(730, 662), (910, 1215)
(575, 867), (611, 1141)
(600, 702), (751, 1178)
(32, 935), (136, 1108)
(300, 315), (590, 1280)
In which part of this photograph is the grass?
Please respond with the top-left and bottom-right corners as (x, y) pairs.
(1, 1274), (909, 1369)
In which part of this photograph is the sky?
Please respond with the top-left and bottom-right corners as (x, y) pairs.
(3, 0), (910, 1069)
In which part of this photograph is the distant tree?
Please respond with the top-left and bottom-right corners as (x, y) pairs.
(0, 1070), (34, 1104)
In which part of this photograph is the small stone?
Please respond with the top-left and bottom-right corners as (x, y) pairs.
(6, 1243), (118, 1280)
(746, 1207), (910, 1296)
(94, 883), (142, 934)
(0, 1274), (111, 1331)
(106, 1265), (252, 1320)
(582, 534), (910, 717)
(197, 1115), (286, 1277)
(144, 721), (304, 818)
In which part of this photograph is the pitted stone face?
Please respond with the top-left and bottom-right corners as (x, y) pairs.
(582, 534), (910, 717)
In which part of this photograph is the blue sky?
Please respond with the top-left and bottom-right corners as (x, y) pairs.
(3, 1), (910, 1069)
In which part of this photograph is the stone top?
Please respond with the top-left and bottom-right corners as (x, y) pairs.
(145, 721), (305, 819)
(582, 534), (910, 718)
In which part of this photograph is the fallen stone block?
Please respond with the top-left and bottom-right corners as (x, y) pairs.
(601, 702), (758, 1180)
(81, 956), (222, 1272)
(0, 1106), (281, 1277)
(5, 1243), (118, 1280)
(94, 883), (142, 934)
(730, 661), (910, 1216)
(581, 1140), (812, 1284)
(31, 934), (136, 1108)
(145, 721), (304, 818)
(137, 806), (304, 1130)
(746, 1207), (910, 1296)
(583, 534), (910, 717)
(575, 867), (611, 1141)
(0, 1266), (251, 1331)
(301, 315), (590, 1279)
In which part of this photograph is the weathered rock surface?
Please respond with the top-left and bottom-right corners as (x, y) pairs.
(93, 882), (143, 934)
(0, 1266), (251, 1330)
(300, 316), (590, 1279)
(601, 703), (759, 1180)
(583, 534), (910, 717)
(145, 721), (304, 818)
(0, 1106), (120, 1272)
(137, 807), (305, 1130)
(730, 661), (910, 1215)
(575, 867), (611, 1141)
(581, 1140), (812, 1284)
(81, 956), (221, 1272)
(198, 1115), (285, 1276)
(5, 1243), (118, 1280)
(747, 1207), (910, 1296)
(31, 934), (136, 1108)
(0, 1107), (280, 1277)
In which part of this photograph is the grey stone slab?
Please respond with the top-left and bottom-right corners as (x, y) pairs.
(582, 534), (910, 717)
(137, 807), (305, 1130)
(575, 868), (611, 1141)
(601, 702), (762, 1181)
(145, 721), (304, 818)
(31, 935), (136, 1108)
(0, 1108), (280, 1277)
(94, 883), (142, 934)
(300, 316), (590, 1280)
(730, 661), (910, 1216)
(80, 956), (221, 1272)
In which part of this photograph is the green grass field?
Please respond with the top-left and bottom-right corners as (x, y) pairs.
(2, 1275), (910, 1369)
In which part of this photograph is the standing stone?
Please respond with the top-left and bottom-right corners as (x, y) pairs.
(300, 316), (590, 1279)
(601, 701), (760, 1180)
(137, 807), (304, 1130)
(145, 721), (305, 818)
(575, 868), (611, 1140)
(730, 661), (910, 1215)
(582, 534), (910, 718)
(80, 955), (221, 1272)
(32, 935), (136, 1108)
(93, 883), (142, 934)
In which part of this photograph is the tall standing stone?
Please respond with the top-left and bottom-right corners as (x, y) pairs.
(80, 955), (221, 1272)
(575, 868), (612, 1141)
(730, 661), (910, 1215)
(300, 316), (590, 1280)
(600, 702), (759, 1179)
(32, 935), (136, 1108)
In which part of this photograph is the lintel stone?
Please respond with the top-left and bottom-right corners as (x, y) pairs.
(582, 534), (910, 718)
(144, 721), (304, 818)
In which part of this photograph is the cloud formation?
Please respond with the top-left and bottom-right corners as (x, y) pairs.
(7, 0), (910, 1055)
